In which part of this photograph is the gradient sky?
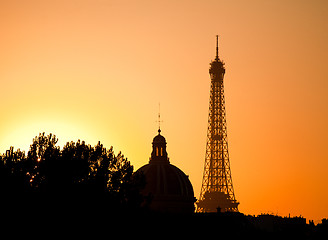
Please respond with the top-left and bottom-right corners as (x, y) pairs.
(1, 0), (328, 222)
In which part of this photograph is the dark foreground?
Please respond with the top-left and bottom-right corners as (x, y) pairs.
(2, 199), (327, 240)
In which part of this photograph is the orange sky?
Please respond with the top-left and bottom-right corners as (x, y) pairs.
(1, 0), (328, 222)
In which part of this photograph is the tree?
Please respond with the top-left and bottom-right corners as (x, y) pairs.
(0, 132), (145, 212)
(0, 147), (29, 194)
(26, 132), (60, 191)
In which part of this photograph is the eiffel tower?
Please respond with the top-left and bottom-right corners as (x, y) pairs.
(196, 36), (239, 213)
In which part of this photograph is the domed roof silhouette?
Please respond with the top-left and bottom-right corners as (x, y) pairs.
(137, 161), (194, 198)
(152, 129), (166, 144)
(135, 129), (195, 213)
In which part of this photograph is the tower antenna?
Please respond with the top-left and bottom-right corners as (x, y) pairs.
(216, 35), (219, 60)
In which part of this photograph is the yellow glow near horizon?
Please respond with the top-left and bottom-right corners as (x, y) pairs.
(1, 115), (90, 152)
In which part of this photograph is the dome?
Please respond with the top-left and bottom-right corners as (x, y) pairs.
(137, 164), (193, 196)
(135, 129), (195, 213)
(152, 131), (166, 144)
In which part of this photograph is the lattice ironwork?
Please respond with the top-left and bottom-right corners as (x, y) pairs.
(197, 36), (239, 213)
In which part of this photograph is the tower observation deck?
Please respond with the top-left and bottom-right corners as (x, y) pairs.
(196, 36), (239, 213)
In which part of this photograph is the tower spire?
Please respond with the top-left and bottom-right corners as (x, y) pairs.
(216, 35), (219, 60)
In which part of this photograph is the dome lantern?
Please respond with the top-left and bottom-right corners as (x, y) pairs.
(150, 129), (169, 163)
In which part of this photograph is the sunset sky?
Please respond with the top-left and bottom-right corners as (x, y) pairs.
(1, 0), (328, 222)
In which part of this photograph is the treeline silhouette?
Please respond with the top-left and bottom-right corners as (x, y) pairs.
(1, 133), (328, 239)
(0, 132), (145, 213)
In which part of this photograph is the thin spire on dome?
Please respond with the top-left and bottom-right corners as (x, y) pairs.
(157, 103), (163, 134)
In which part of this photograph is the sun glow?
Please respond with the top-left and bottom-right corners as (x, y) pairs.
(0, 116), (98, 153)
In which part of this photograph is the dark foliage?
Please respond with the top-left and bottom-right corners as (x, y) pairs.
(0, 132), (145, 212)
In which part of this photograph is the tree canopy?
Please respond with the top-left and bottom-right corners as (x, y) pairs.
(0, 133), (145, 212)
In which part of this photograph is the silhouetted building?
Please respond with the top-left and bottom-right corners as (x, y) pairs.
(197, 36), (239, 212)
(136, 129), (195, 213)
